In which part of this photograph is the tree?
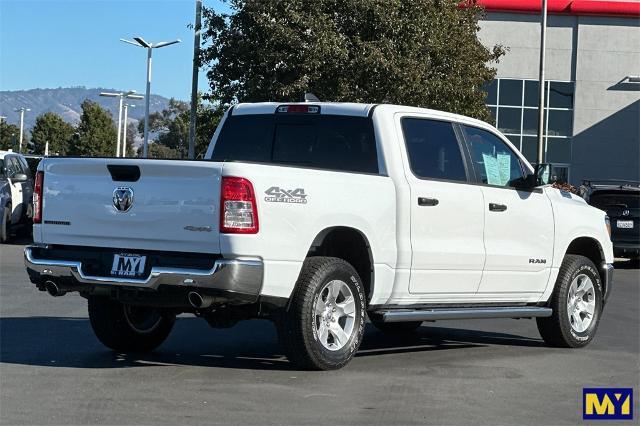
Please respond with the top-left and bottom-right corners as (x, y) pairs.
(201, 0), (504, 121)
(147, 142), (180, 159)
(70, 100), (118, 157)
(0, 121), (20, 151)
(141, 96), (222, 159)
(31, 112), (75, 156)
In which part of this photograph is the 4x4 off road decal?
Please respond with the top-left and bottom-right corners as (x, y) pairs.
(264, 186), (308, 204)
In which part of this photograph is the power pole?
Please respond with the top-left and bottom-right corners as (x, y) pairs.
(536, 0), (548, 164)
(188, 0), (203, 160)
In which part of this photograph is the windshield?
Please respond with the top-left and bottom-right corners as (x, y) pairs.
(211, 114), (378, 174)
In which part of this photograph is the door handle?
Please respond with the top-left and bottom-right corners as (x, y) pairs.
(418, 197), (439, 207)
(489, 203), (507, 212)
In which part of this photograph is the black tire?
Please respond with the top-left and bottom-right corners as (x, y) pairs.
(0, 207), (9, 243)
(88, 296), (175, 353)
(537, 254), (603, 348)
(278, 257), (367, 370)
(370, 319), (423, 334)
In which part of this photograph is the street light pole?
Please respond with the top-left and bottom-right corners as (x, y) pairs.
(100, 91), (143, 157)
(121, 37), (181, 158)
(14, 107), (30, 153)
(536, 0), (548, 164)
(188, 0), (203, 160)
(122, 103), (135, 157)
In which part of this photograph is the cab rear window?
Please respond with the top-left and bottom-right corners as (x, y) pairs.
(211, 114), (378, 174)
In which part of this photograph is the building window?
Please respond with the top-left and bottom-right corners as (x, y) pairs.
(484, 78), (574, 181)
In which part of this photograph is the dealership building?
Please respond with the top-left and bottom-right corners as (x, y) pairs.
(476, 0), (639, 184)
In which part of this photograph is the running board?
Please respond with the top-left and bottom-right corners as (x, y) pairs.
(374, 307), (553, 322)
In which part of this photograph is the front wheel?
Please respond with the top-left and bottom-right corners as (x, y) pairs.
(537, 255), (603, 348)
(88, 296), (175, 353)
(278, 257), (367, 370)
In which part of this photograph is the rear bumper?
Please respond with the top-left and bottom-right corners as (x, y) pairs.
(24, 246), (263, 300)
(602, 262), (614, 304)
(612, 241), (640, 257)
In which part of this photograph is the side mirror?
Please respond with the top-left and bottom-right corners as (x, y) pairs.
(513, 163), (553, 190)
(11, 173), (28, 183)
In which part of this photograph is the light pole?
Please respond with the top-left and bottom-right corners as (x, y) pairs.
(122, 103), (136, 157)
(536, 0), (548, 164)
(121, 37), (181, 158)
(14, 107), (30, 153)
(188, 0), (203, 160)
(100, 91), (143, 157)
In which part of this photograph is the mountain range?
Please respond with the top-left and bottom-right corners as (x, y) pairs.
(0, 87), (173, 131)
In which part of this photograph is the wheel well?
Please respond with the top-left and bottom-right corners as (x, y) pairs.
(308, 227), (374, 302)
(565, 237), (606, 287)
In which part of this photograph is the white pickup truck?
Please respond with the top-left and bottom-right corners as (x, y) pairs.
(25, 102), (614, 370)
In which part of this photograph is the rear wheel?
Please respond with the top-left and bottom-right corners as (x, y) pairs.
(537, 255), (603, 348)
(278, 257), (366, 370)
(88, 296), (175, 353)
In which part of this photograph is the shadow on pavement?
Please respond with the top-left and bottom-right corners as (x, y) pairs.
(0, 316), (543, 371)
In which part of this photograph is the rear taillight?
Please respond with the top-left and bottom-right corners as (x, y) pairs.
(33, 171), (43, 223)
(220, 176), (259, 234)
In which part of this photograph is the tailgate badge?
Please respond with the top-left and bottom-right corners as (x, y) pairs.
(113, 187), (134, 212)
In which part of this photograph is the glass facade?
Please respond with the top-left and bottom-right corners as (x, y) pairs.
(485, 78), (574, 181)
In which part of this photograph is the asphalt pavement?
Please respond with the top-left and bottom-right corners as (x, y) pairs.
(1, 239), (638, 425)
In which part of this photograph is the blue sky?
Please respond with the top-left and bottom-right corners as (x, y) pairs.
(0, 0), (231, 100)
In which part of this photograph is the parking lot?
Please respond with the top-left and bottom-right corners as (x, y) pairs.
(1, 239), (638, 425)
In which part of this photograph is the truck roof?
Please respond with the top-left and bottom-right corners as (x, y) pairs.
(232, 102), (490, 128)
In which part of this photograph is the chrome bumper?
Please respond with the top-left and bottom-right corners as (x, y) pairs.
(24, 246), (263, 295)
(602, 262), (614, 304)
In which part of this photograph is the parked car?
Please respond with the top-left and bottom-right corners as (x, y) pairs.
(581, 180), (640, 260)
(22, 154), (44, 177)
(0, 150), (34, 243)
(24, 103), (613, 370)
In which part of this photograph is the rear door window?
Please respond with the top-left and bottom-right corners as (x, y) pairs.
(212, 114), (378, 174)
(401, 118), (468, 182)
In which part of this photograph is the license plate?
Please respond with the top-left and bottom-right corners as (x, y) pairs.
(111, 253), (147, 277)
(616, 220), (634, 229)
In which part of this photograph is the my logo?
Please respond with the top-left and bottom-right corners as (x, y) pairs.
(264, 186), (307, 204)
(529, 258), (547, 264)
(583, 388), (633, 420)
(113, 187), (134, 212)
(622, 209), (630, 217)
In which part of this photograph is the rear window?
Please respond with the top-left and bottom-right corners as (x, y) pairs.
(211, 114), (378, 174)
(590, 191), (640, 210)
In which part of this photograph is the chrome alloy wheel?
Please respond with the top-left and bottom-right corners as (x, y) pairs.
(566, 273), (596, 333)
(314, 280), (356, 351)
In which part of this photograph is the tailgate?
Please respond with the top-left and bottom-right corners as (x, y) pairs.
(39, 158), (222, 254)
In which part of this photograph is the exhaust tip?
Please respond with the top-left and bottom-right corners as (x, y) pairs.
(188, 291), (213, 309)
(188, 291), (204, 308)
(44, 280), (66, 297)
